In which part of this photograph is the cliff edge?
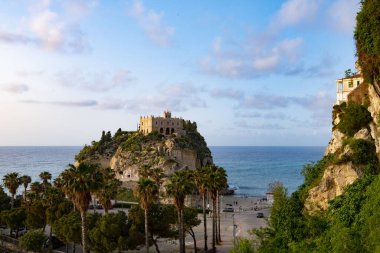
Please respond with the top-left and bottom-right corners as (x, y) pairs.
(305, 83), (380, 212)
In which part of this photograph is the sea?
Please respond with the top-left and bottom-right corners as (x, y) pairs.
(0, 146), (325, 197)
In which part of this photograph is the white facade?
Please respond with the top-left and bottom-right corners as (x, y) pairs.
(336, 74), (363, 104)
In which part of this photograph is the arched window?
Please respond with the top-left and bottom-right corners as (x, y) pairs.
(171, 128), (175, 134)
(160, 128), (164, 133)
(166, 128), (170, 135)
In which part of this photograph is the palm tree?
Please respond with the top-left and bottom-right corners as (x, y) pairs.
(166, 169), (195, 253)
(96, 168), (121, 213)
(194, 167), (210, 252)
(30, 181), (43, 195)
(20, 175), (31, 200)
(57, 163), (101, 253)
(2, 172), (21, 208)
(206, 166), (227, 253)
(136, 178), (158, 253)
(39, 171), (52, 194)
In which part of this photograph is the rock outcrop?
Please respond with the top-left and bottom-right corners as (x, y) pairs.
(75, 124), (213, 189)
(305, 84), (380, 212)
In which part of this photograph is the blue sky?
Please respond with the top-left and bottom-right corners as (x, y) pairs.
(0, 0), (360, 146)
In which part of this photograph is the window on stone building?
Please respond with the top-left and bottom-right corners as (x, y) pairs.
(348, 80), (353, 88)
(357, 80), (360, 86)
(171, 128), (175, 134)
(160, 128), (163, 133)
(166, 128), (170, 135)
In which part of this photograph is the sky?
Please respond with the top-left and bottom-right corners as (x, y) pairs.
(0, 0), (361, 146)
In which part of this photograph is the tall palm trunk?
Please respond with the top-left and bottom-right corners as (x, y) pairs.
(217, 191), (221, 243)
(24, 186), (27, 200)
(11, 193), (15, 209)
(212, 197), (217, 253)
(178, 208), (185, 253)
(80, 211), (88, 253)
(145, 208), (149, 253)
(202, 192), (208, 251)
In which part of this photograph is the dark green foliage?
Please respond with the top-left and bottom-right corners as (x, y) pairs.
(0, 207), (26, 236)
(336, 102), (372, 137)
(228, 238), (254, 253)
(301, 154), (335, 197)
(357, 175), (380, 252)
(76, 129), (131, 161)
(127, 204), (177, 250)
(19, 230), (47, 252)
(0, 187), (10, 211)
(355, 0), (380, 83)
(121, 131), (165, 152)
(174, 120), (211, 164)
(349, 139), (378, 167)
(25, 200), (46, 229)
(329, 176), (374, 227)
(88, 211), (129, 253)
(52, 211), (82, 245)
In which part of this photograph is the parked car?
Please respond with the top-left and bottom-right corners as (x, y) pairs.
(223, 207), (234, 212)
(257, 212), (264, 218)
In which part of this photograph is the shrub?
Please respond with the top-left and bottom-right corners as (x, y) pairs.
(336, 103), (372, 137)
(19, 230), (47, 252)
(349, 139), (377, 166)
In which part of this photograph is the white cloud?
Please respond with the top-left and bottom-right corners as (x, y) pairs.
(129, 0), (175, 47)
(0, 0), (94, 53)
(200, 36), (303, 78)
(326, 0), (360, 33)
(1, 83), (29, 94)
(270, 0), (323, 30)
(55, 69), (133, 92)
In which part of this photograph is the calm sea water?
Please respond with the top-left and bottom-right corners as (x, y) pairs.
(0, 146), (325, 196)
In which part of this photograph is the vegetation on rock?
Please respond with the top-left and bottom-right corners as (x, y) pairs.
(355, 0), (380, 83)
(336, 102), (372, 137)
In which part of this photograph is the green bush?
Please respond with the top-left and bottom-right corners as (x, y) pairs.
(19, 230), (47, 252)
(116, 188), (139, 202)
(350, 139), (377, 165)
(336, 103), (372, 137)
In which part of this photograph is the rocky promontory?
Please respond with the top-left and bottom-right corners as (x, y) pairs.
(75, 120), (213, 188)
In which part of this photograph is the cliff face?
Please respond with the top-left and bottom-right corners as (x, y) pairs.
(75, 125), (213, 189)
(305, 84), (380, 212)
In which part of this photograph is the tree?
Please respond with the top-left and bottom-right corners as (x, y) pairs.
(57, 163), (101, 253)
(95, 168), (121, 213)
(355, 0), (380, 84)
(39, 171), (52, 194)
(20, 175), (31, 200)
(30, 181), (43, 196)
(53, 211), (82, 253)
(194, 167), (210, 251)
(183, 207), (201, 253)
(0, 186), (11, 211)
(2, 172), (21, 208)
(19, 230), (47, 252)
(206, 166), (227, 253)
(165, 169), (195, 253)
(128, 204), (177, 253)
(88, 211), (129, 253)
(136, 178), (158, 253)
(1, 207), (26, 237)
(25, 200), (46, 230)
(228, 238), (254, 253)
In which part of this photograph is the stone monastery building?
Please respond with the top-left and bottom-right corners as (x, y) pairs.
(336, 65), (363, 104)
(139, 111), (185, 136)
